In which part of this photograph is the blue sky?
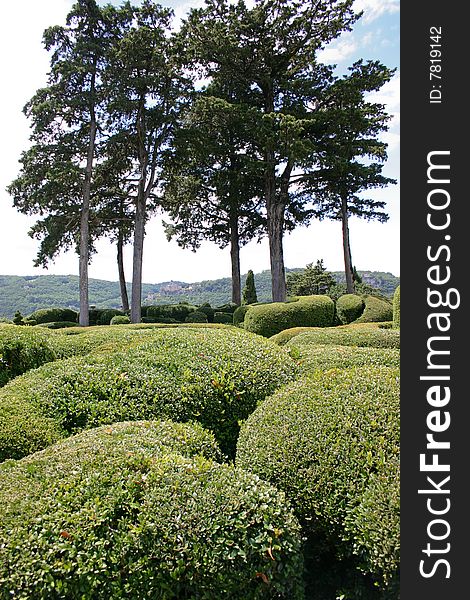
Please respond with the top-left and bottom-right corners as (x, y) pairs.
(0, 0), (399, 284)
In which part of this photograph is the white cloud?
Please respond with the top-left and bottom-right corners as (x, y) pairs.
(367, 71), (400, 149)
(354, 0), (399, 23)
(317, 32), (358, 64)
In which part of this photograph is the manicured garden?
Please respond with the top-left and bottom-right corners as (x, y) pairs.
(0, 290), (400, 599)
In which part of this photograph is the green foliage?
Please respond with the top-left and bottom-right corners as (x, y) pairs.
(36, 321), (79, 329)
(197, 303), (215, 322)
(354, 295), (393, 323)
(286, 260), (337, 297)
(392, 286), (400, 329)
(213, 312), (233, 324)
(215, 302), (238, 314)
(242, 270), (258, 304)
(110, 315), (131, 325)
(185, 311), (208, 323)
(233, 305), (250, 327)
(345, 455), (400, 594)
(97, 309), (125, 326)
(0, 327), (298, 461)
(28, 307), (78, 325)
(236, 367), (400, 593)
(273, 323), (400, 349)
(13, 311), (25, 326)
(0, 420), (305, 599)
(286, 343), (400, 372)
(336, 294), (365, 325)
(0, 325), (57, 387)
(244, 296), (335, 338)
(147, 304), (196, 323)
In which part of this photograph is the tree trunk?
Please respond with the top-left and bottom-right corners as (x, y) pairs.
(229, 206), (241, 305)
(130, 196), (145, 323)
(117, 229), (129, 312)
(341, 193), (355, 294)
(78, 113), (97, 327)
(263, 84), (286, 302)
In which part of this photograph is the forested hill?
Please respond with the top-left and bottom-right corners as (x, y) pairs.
(0, 270), (399, 319)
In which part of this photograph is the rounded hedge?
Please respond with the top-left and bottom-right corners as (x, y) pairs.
(354, 295), (393, 323)
(286, 343), (400, 372)
(244, 296), (335, 338)
(213, 311), (233, 324)
(233, 305), (250, 327)
(336, 294), (365, 325)
(277, 324), (400, 349)
(27, 307), (78, 325)
(393, 286), (400, 329)
(96, 309), (125, 326)
(36, 320), (79, 329)
(0, 325), (56, 387)
(110, 315), (131, 325)
(345, 455), (400, 593)
(146, 304), (196, 323)
(0, 423), (304, 599)
(185, 310), (208, 323)
(236, 367), (400, 591)
(0, 327), (299, 461)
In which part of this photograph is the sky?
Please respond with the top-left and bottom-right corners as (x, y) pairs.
(0, 0), (399, 285)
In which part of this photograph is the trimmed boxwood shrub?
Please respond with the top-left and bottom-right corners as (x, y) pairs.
(244, 296), (335, 338)
(345, 455), (400, 594)
(233, 305), (250, 327)
(185, 310), (208, 323)
(198, 303), (215, 322)
(147, 304), (197, 323)
(275, 324), (400, 349)
(354, 295), (393, 323)
(110, 315), (131, 325)
(36, 321), (79, 329)
(0, 325), (57, 387)
(97, 309), (125, 326)
(392, 286), (400, 329)
(286, 343), (400, 372)
(28, 307), (78, 324)
(0, 422), (304, 599)
(0, 328), (299, 461)
(236, 367), (399, 592)
(213, 311), (233, 324)
(336, 294), (365, 325)
(216, 302), (238, 314)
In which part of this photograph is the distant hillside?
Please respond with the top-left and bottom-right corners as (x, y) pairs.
(0, 270), (399, 319)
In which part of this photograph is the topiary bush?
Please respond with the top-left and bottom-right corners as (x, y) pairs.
(185, 310), (208, 323)
(97, 309), (125, 326)
(213, 311), (233, 324)
(0, 421), (304, 599)
(146, 304), (197, 323)
(197, 303), (215, 322)
(0, 325), (57, 387)
(244, 296), (335, 338)
(236, 367), (400, 593)
(233, 305), (250, 327)
(36, 321), (80, 329)
(354, 295), (393, 324)
(28, 307), (78, 325)
(286, 343), (400, 372)
(392, 286), (400, 329)
(336, 294), (365, 325)
(110, 315), (131, 325)
(0, 327), (299, 461)
(274, 323), (400, 349)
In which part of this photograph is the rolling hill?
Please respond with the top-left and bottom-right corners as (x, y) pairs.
(0, 270), (399, 319)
